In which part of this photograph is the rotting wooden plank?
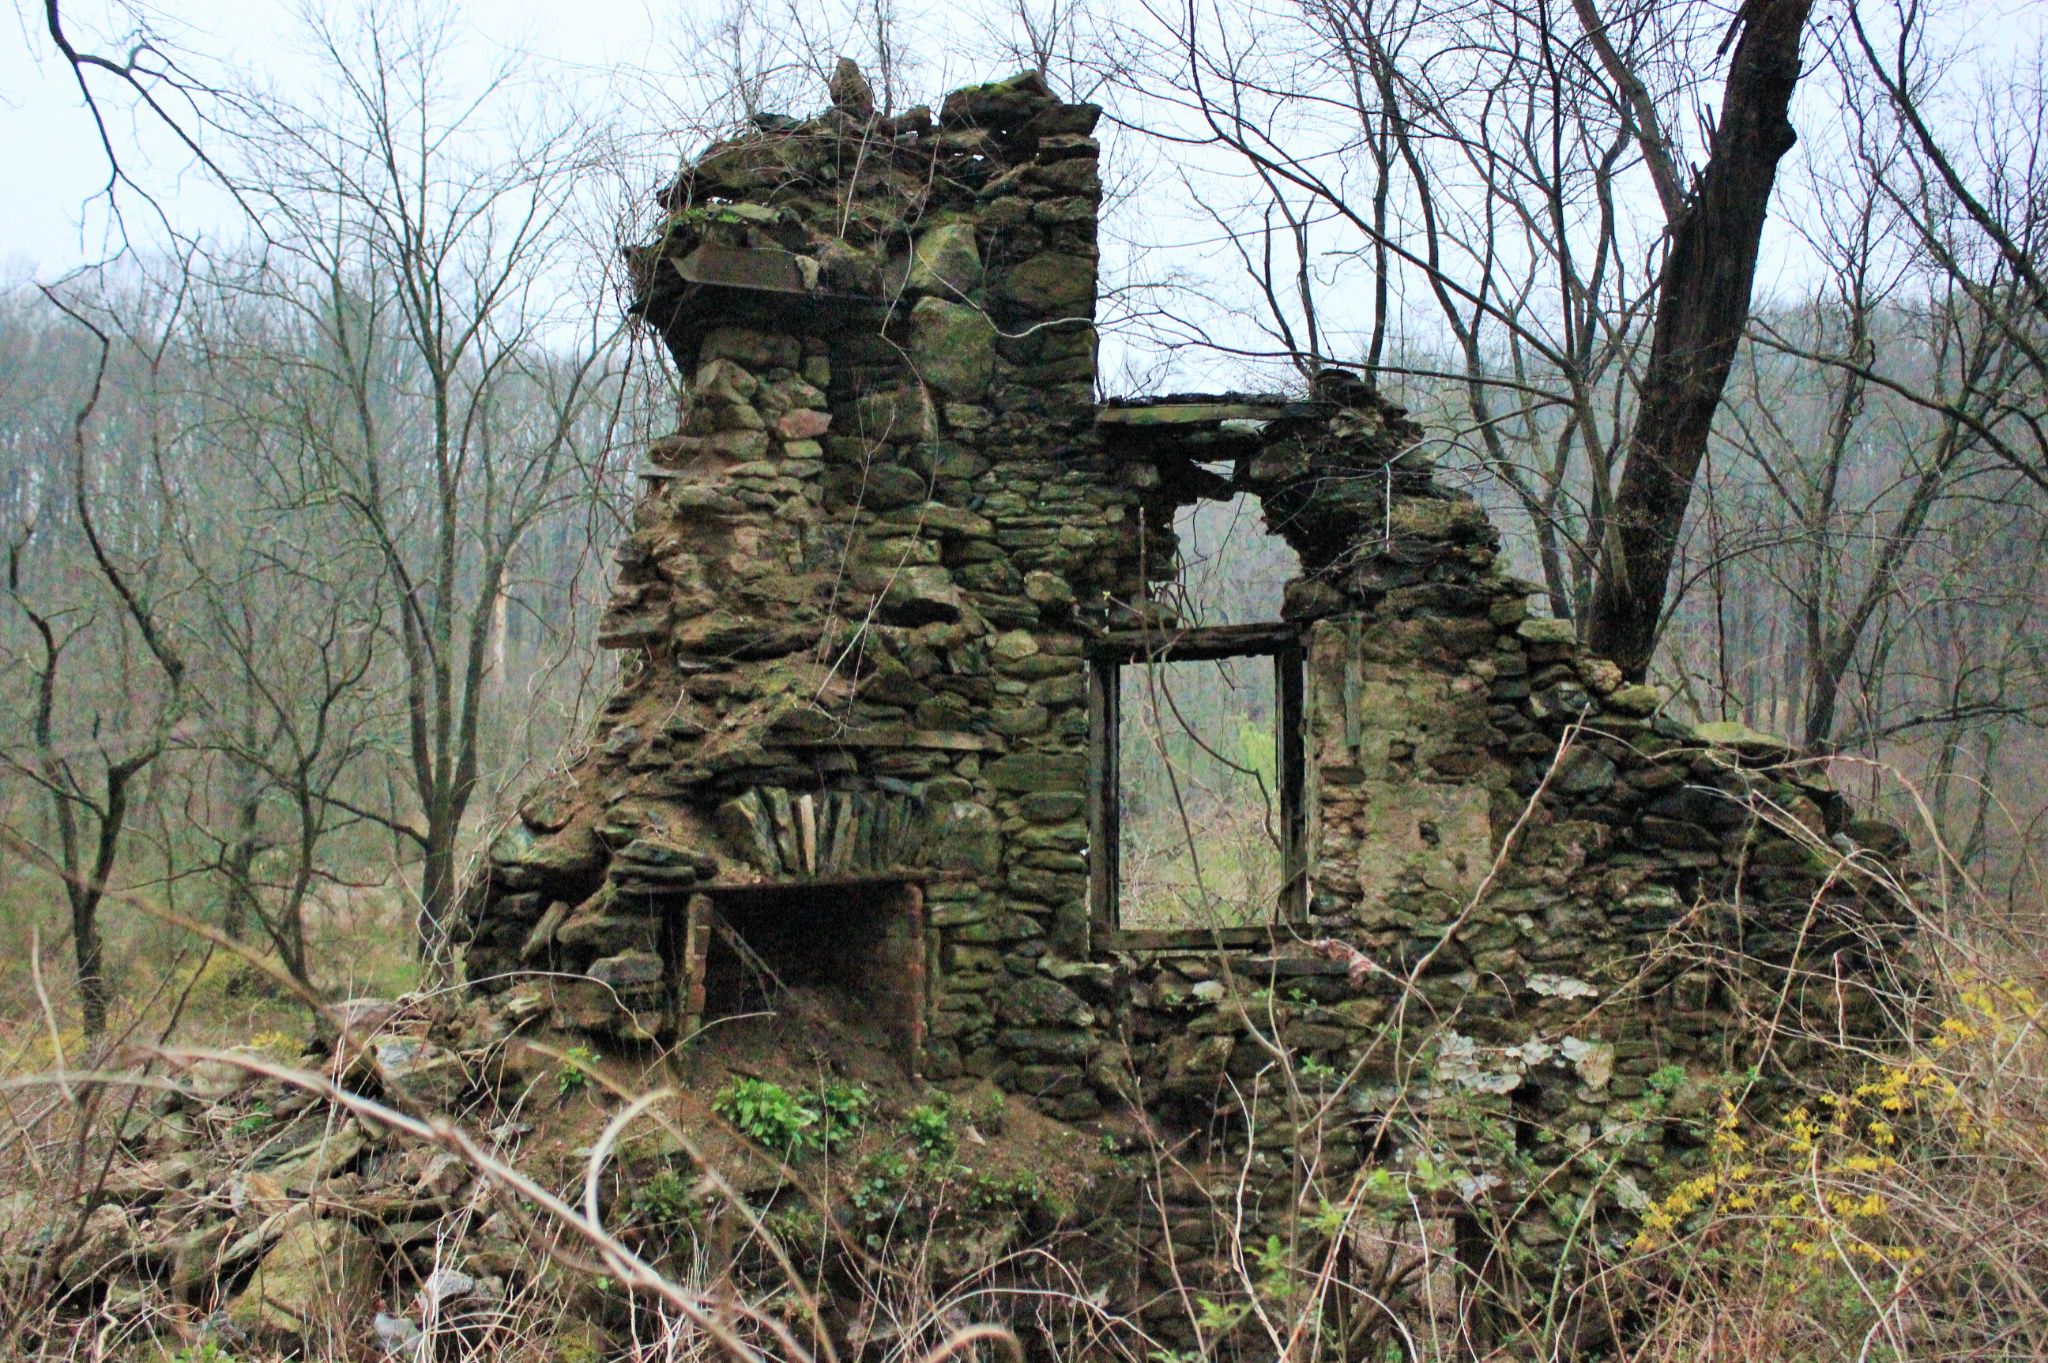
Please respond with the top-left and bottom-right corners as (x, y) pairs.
(1095, 402), (1293, 427)
(796, 792), (818, 875)
(710, 908), (790, 1006)
(1087, 655), (1117, 938)
(1086, 622), (1303, 662)
(694, 870), (970, 895)
(1098, 926), (1290, 953)
(1277, 643), (1309, 922)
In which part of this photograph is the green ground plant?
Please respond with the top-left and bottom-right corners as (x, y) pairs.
(902, 1102), (955, 1164)
(556, 1045), (600, 1101)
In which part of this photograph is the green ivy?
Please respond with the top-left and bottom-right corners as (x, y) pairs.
(903, 1103), (956, 1163)
(817, 1081), (872, 1149)
(713, 1077), (817, 1152)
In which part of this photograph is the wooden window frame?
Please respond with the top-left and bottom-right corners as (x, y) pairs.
(1087, 623), (1308, 950)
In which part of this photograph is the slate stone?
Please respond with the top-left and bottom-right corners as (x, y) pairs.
(227, 1218), (380, 1344)
(985, 751), (1086, 792)
(1001, 254), (1094, 314)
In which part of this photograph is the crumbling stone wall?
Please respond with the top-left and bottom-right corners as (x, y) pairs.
(460, 68), (1913, 1336)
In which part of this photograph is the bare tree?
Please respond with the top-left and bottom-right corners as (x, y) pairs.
(198, 6), (624, 969)
(1104, 0), (1822, 678)
(2, 291), (188, 1038)
(1580, 0), (1818, 676)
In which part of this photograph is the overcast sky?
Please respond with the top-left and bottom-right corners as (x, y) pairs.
(0, 0), (672, 276)
(4, 0), (2042, 394)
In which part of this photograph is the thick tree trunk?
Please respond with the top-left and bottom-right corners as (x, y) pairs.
(416, 821), (459, 977)
(72, 893), (109, 1039)
(1583, 0), (1818, 678)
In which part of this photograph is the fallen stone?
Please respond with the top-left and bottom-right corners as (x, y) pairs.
(376, 1041), (468, 1112)
(226, 1217), (381, 1345)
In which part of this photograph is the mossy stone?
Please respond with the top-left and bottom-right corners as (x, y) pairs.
(910, 297), (996, 398)
(226, 1218), (380, 1344)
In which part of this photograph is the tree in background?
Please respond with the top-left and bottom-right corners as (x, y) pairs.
(5, 3), (646, 1019)
(2, 289), (189, 1039)
(200, 7), (627, 970)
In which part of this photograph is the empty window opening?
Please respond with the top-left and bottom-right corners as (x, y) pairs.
(686, 882), (924, 1066)
(1091, 628), (1306, 936)
(1120, 657), (1280, 927)
(1165, 487), (1302, 626)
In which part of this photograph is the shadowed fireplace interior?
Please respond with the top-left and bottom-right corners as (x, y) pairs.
(688, 880), (926, 1067)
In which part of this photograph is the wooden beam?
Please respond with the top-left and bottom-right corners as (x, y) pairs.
(1277, 643), (1309, 922)
(1086, 622), (1304, 662)
(1096, 401), (1294, 427)
(1097, 926), (1289, 953)
(1087, 655), (1118, 938)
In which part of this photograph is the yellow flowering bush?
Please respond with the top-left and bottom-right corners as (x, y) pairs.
(1618, 973), (2048, 1358)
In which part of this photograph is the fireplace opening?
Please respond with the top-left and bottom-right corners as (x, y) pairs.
(683, 880), (925, 1070)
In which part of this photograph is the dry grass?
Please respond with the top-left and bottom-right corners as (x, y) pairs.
(2, 768), (2046, 1362)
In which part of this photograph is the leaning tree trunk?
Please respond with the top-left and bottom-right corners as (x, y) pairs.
(1583, 0), (1819, 679)
(416, 815), (461, 980)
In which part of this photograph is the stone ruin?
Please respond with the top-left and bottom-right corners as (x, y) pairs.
(459, 67), (1915, 1333)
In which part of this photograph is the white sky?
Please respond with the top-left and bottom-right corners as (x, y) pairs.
(3, 0), (2041, 393)
(0, 0), (671, 276)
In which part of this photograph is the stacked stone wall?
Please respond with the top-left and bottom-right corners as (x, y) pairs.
(460, 68), (1916, 1338)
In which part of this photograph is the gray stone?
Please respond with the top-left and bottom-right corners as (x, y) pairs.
(700, 326), (800, 369)
(376, 1041), (468, 1111)
(997, 976), (1093, 1027)
(227, 1218), (381, 1344)
(590, 950), (665, 992)
(1516, 617), (1576, 646)
(852, 385), (940, 442)
(1001, 254), (1094, 314)
(1555, 748), (1617, 796)
(985, 751), (1086, 792)
(910, 298), (996, 398)
(929, 801), (1001, 874)
(897, 221), (982, 298)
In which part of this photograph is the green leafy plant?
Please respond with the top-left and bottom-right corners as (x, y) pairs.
(557, 1044), (599, 1101)
(817, 1081), (871, 1149)
(715, 1077), (817, 1152)
(1298, 1055), (1337, 1086)
(1194, 1295), (1250, 1333)
(171, 1344), (239, 1363)
(969, 1086), (1007, 1133)
(850, 1149), (911, 1244)
(969, 1170), (1049, 1212)
(228, 1103), (274, 1138)
(762, 1204), (822, 1245)
(629, 1169), (696, 1234)
(1250, 1232), (1302, 1303)
(903, 1102), (956, 1163)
